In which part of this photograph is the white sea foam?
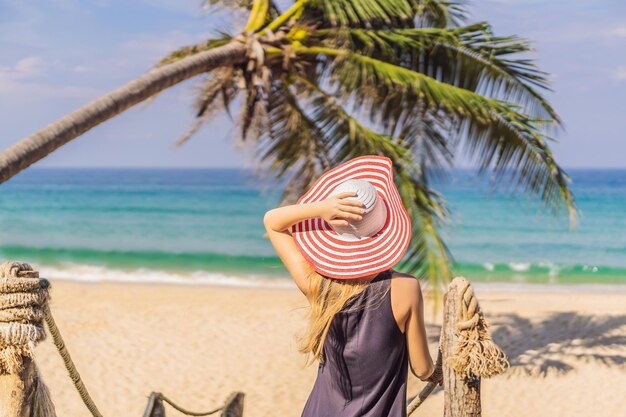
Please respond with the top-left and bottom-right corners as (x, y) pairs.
(508, 262), (531, 272)
(471, 281), (626, 294)
(35, 262), (626, 294)
(41, 263), (295, 289)
(483, 262), (495, 271)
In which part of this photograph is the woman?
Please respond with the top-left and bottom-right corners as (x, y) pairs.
(263, 155), (442, 417)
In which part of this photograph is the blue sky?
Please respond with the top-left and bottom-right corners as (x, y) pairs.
(0, 0), (624, 168)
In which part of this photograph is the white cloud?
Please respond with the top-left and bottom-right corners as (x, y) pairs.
(607, 25), (626, 38)
(71, 65), (92, 73)
(0, 80), (100, 98)
(613, 67), (626, 80)
(0, 56), (46, 81)
(0, 56), (98, 98)
(14, 56), (46, 76)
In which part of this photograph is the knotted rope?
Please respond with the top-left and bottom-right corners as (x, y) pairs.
(0, 261), (57, 417)
(0, 261), (47, 374)
(447, 278), (509, 379)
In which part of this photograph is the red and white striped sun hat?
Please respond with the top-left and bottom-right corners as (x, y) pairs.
(290, 155), (412, 280)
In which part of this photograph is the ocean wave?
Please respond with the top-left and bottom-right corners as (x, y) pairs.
(37, 260), (626, 287)
(2, 244), (625, 285)
(452, 261), (626, 284)
(0, 245), (285, 275)
(42, 263), (294, 288)
(508, 262), (531, 272)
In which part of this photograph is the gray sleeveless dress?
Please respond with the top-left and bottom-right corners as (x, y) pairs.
(301, 269), (409, 417)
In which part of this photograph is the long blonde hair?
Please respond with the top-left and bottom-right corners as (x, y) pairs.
(296, 262), (387, 365)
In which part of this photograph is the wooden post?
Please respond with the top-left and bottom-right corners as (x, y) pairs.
(142, 393), (166, 417)
(442, 277), (481, 417)
(221, 392), (244, 417)
(0, 357), (38, 417)
(0, 264), (44, 417)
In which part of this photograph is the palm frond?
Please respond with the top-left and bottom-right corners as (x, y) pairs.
(240, 64), (271, 142)
(175, 67), (243, 147)
(300, 0), (465, 29)
(390, 99), (456, 181)
(203, 0), (255, 9)
(414, 0), (467, 27)
(257, 79), (331, 177)
(255, 80), (333, 205)
(299, 45), (513, 123)
(292, 76), (411, 163)
(460, 110), (577, 226)
(307, 0), (413, 28)
(245, 0), (270, 32)
(424, 26), (560, 122)
(312, 23), (559, 121)
(295, 46), (576, 222)
(203, 0), (281, 16)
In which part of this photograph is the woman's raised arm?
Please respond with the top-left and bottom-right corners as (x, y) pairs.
(263, 192), (364, 296)
(263, 201), (324, 296)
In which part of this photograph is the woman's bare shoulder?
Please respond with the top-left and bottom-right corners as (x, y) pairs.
(388, 269), (422, 333)
(389, 270), (422, 305)
(390, 269), (421, 288)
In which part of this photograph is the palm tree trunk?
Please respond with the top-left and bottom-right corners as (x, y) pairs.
(0, 41), (247, 184)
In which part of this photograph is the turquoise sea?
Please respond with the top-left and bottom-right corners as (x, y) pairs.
(0, 168), (624, 286)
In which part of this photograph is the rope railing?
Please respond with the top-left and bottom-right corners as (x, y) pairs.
(0, 261), (244, 417)
(42, 301), (105, 417)
(142, 391), (244, 417)
(158, 393), (224, 416)
(0, 260), (508, 417)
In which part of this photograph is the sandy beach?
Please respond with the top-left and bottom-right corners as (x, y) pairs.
(33, 279), (626, 417)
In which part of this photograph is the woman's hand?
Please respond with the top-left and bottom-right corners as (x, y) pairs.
(425, 349), (444, 387)
(317, 191), (366, 227)
(426, 368), (444, 387)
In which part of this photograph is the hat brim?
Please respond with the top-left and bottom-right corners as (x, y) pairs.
(290, 155), (412, 280)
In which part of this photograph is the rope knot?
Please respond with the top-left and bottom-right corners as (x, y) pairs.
(0, 260), (49, 374)
(446, 277), (510, 379)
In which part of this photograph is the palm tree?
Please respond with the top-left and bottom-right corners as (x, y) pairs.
(0, 0), (576, 306)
